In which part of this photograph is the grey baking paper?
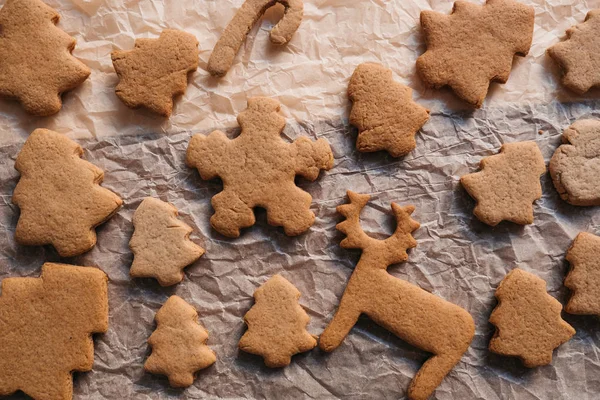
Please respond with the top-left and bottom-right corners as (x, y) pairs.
(1, 0), (600, 399)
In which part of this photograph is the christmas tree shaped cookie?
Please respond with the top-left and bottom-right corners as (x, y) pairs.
(348, 63), (430, 157)
(564, 232), (600, 315)
(461, 141), (546, 226)
(186, 97), (333, 238)
(13, 129), (122, 257)
(489, 268), (575, 367)
(417, 0), (534, 107)
(130, 198), (205, 286)
(145, 296), (216, 387)
(112, 30), (199, 117)
(239, 274), (317, 367)
(0, 0), (91, 115)
(549, 119), (600, 206)
(548, 10), (600, 94)
(0, 263), (108, 400)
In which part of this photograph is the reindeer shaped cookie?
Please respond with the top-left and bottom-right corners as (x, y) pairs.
(320, 191), (475, 400)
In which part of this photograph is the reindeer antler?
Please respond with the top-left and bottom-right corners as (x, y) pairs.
(384, 202), (420, 264)
(336, 191), (371, 249)
(337, 191), (420, 265)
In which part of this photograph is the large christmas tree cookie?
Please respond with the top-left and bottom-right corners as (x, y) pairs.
(13, 129), (122, 257)
(548, 10), (600, 94)
(417, 0), (534, 107)
(0, 263), (108, 400)
(0, 0), (90, 115)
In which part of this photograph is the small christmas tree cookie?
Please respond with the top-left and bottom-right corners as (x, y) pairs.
(145, 296), (216, 387)
(239, 274), (317, 367)
(564, 232), (600, 315)
(489, 268), (575, 367)
(548, 10), (600, 94)
(130, 197), (205, 286)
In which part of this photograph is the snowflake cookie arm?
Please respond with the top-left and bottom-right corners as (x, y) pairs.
(186, 130), (232, 180)
(291, 137), (334, 181)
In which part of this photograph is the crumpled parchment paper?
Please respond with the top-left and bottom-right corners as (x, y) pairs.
(2, 0), (600, 398)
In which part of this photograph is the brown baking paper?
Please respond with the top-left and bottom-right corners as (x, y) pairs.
(1, 0), (600, 398)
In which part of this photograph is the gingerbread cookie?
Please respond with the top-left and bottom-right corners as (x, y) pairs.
(549, 119), (600, 206)
(130, 198), (205, 286)
(0, 0), (90, 116)
(145, 296), (216, 387)
(564, 232), (600, 315)
(0, 263), (108, 400)
(13, 129), (122, 257)
(547, 10), (600, 94)
(186, 97), (333, 238)
(417, 0), (534, 108)
(207, 0), (303, 76)
(320, 191), (474, 400)
(489, 268), (575, 367)
(239, 274), (317, 367)
(111, 29), (199, 117)
(348, 63), (430, 157)
(460, 141), (546, 226)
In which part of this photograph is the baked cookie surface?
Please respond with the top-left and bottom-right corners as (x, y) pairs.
(489, 268), (575, 367)
(130, 197), (205, 286)
(548, 10), (600, 94)
(417, 0), (534, 107)
(348, 63), (430, 157)
(461, 141), (546, 226)
(13, 129), (122, 257)
(112, 29), (199, 117)
(564, 232), (600, 315)
(186, 97), (333, 238)
(550, 119), (600, 206)
(0, 263), (108, 400)
(0, 0), (90, 115)
(145, 296), (216, 387)
(239, 274), (317, 367)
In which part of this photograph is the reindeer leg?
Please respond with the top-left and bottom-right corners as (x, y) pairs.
(407, 352), (463, 400)
(319, 293), (361, 352)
